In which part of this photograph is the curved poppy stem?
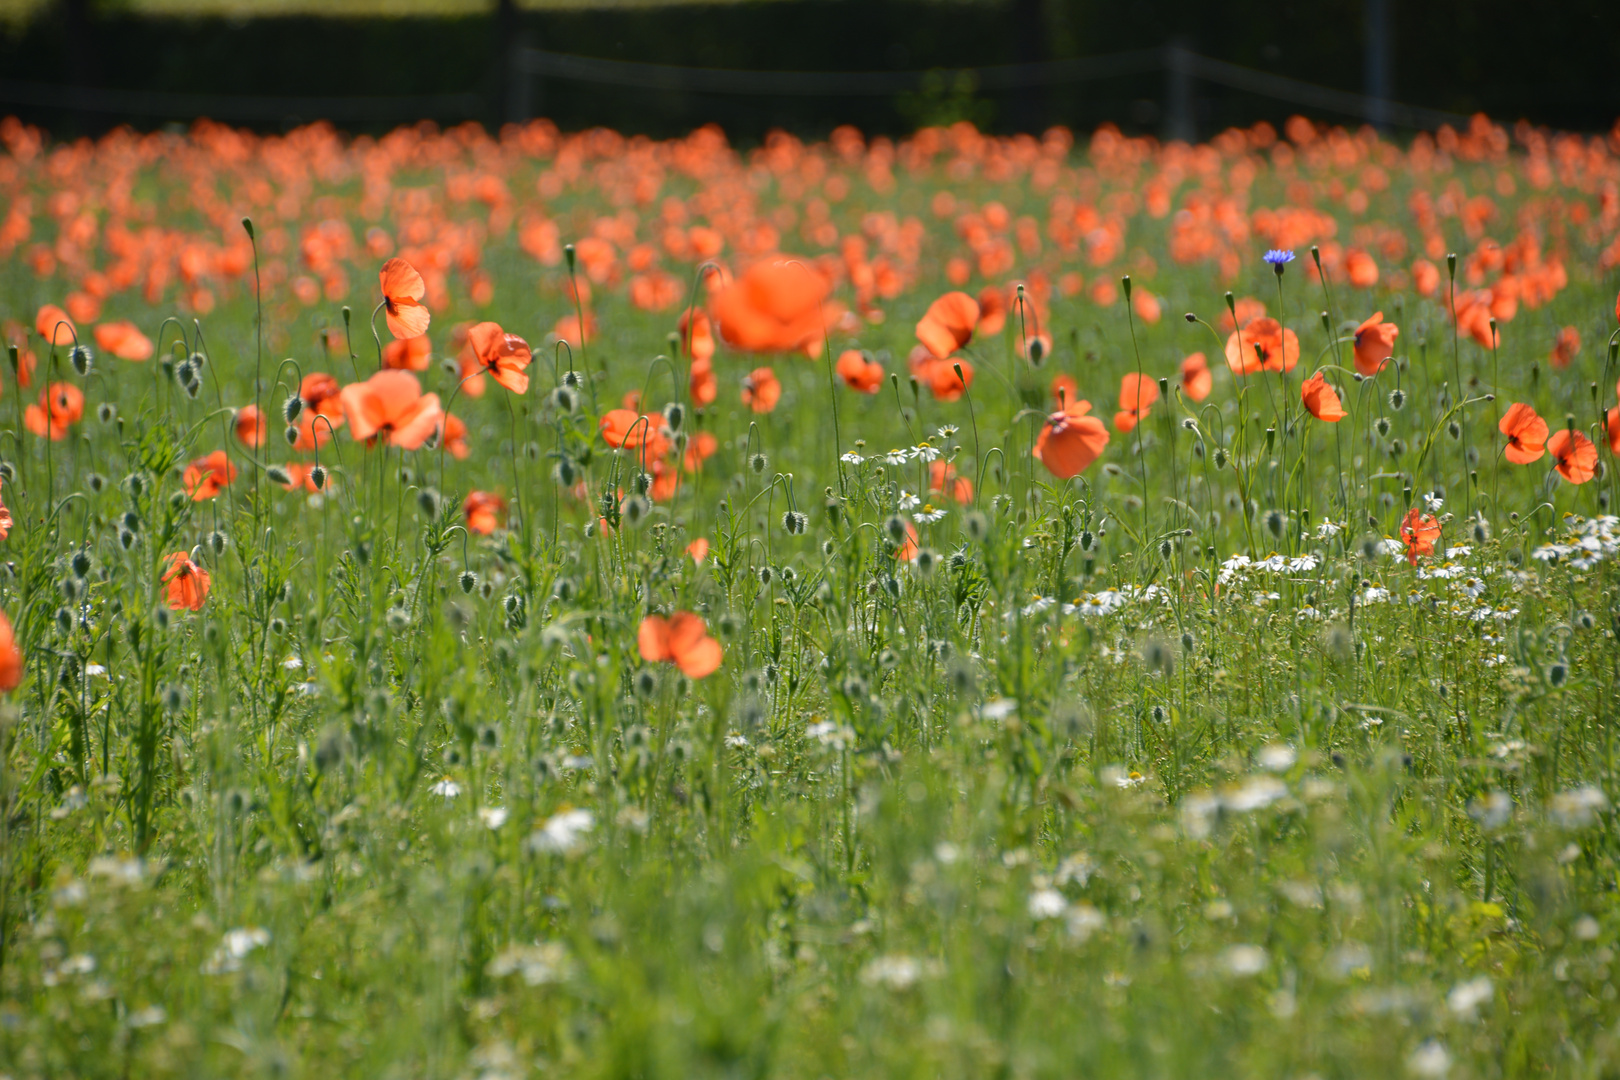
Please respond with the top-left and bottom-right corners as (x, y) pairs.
(368, 301), (388, 372)
(1121, 276), (1149, 539)
(504, 391), (529, 580)
(563, 247), (597, 413)
(955, 362), (983, 509)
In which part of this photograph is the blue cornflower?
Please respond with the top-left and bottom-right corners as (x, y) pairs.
(1262, 249), (1296, 266)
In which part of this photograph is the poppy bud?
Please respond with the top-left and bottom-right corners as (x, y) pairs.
(1224, 291), (1236, 315)
(167, 491), (187, 512)
(964, 512), (988, 542)
(1264, 427), (1275, 453)
(622, 495), (649, 528)
(119, 529), (136, 551)
(663, 402), (685, 433)
(632, 471), (652, 495)
(71, 549), (92, 578)
(749, 453), (768, 475)
(1026, 337), (1046, 364)
(5, 345), (14, 372)
(757, 565), (773, 585)
(564, 243), (576, 272)
(341, 305), (351, 330)
(283, 395), (303, 423)
(1446, 252), (1456, 277)
(1547, 662), (1568, 688)
(561, 369), (583, 389)
(1184, 312), (1196, 323)
(98, 403), (116, 424)
(914, 549), (937, 576)
(551, 386), (578, 413)
(884, 515), (907, 543)
(154, 607), (171, 631)
(283, 425), (299, 446)
(417, 488), (441, 518)
(309, 465), (327, 490)
(266, 466), (291, 486)
(87, 472), (104, 492)
(554, 457), (577, 487)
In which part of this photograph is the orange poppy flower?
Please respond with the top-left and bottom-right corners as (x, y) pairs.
(1547, 429), (1597, 484)
(0, 608), (20, 692)
(338, 370), (443, 450)
(24, 382), (84, 440)
(382, 333), (432, 372)
(1033, 400), (1110, 479)
(686, 537), (709, 563)
(690, 356), (718, 407)
(1549, 327), (1579, 370)
(1345, 249), (1379, 288)
(683, 430), (718, 473)
(1180, 353), (1212, 402)
(679, 308), (715, 364)
(915, 291), (980, 360)
(709, 259), (830, 355)
(929, 460), (973, 504)
(464, 490), (506, 535)
(279, 464), (323, 493)
(0, 476), (11, 541)
(908, 346), (973, 402)
(441, 413), (469, 459)
(34, 304), (74, 346)
(836, 349), (884, 393)
(1114, 372), (1159, 433)
(976, 286), (1007, 336)
(1352, 312), (1399, 377)
(637, 611), (723, 679)
(1498, 403), (1548, 464)
(1300, 372), (1346, 422)
(894, 520), (920, 562)
(1016, 331), (1054, 362)
(234, 404), (267, 447)
(1607, 406), (1620, 456)
(1412, 259), (1441, 297)
(741, 367), (781, 413)
(379, 258), (431, 341)
(184, 450), (236, 500)
(93, 320), (154, 361)
(600, 408), (669, 454)
(1223, 317), (1300, 375)
(1399, 508), (1441, 565)
(465, 322), (532, 395)
(163, 552), (212, 611)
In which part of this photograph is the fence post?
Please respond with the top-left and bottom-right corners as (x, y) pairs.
(1164, 40), (1194, 143)
(1363, 0), (1393, 130)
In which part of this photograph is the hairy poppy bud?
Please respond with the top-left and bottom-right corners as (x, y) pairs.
(87, 472), (105, 492)
(459, 570), (477, 594)
(283, 424), (299, 446)
(749, 453), (768, 475)
(554, 457), (577, 487)
(69, 344), (93, 376)
(266, 466), (291, 486)
(283, 395), (303, 423)
(884, 515), (907, 543)
(309, 465), (327, 490)
(97, 403), (116, 424)
(71, 550), (92, 578)
(663, 402), (684, 433)
(417, 488), (441, 518)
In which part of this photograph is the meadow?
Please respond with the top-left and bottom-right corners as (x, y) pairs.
(0, 110), (1618, 1078)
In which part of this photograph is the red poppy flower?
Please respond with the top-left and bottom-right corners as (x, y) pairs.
(163, 552), (212, 611)
(683, 430), (718, 473)
(1033, 401), (1110, 479)
(1180, 353), (1212, 402)
(915, 291), (980, 360)
(34, 304), (74, 346)
(741, 367), (781, 413)
(1607, 407), (1620, 456)
(338, 370), (443, 450)
(690, 357), (718, 407)
(1114, 372), (1159, 433)
(908, 346), (973, 402)
(234, 404), (267, 448)
(894, 520), (919, 562)
(382, 334), (432, 372)
(1547, 429), (1597, 484)
(687, 537), (709, 563)
(836, 349), (884, 393)
(1352, 312), (1399, 377)
(929, 460), (973, 504)
(1498, 403), (1548, 464)
(184, 450), (236, 500)
(1549, 327), (1579, 370)
(1224, 317), (1300, 375)
(466, 322), (533, 394)
(0, 476), (12, 542)
(976, 286), (1006, 336)
(637, 611), (723, 679)
(24, 382), (84, 440)
(93, 320), (153, 361)
(1400, 508), (1441, 565)
(379, 258), (431, 341)
(1300, 372), (1346, 422)
(1051, 374), (1078, 407)
(1345, 249), (1379, 288)
(441, 413), (469, 459)
(679, 309), (715, 364)
(0, 608), (21, 692)
(709, 259), (830, 356)
(464, 491), (506, 535)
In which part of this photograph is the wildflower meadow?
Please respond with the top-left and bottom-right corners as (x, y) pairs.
(2, 111), (1620, 1077)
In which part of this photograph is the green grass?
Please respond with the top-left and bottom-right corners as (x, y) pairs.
(1, 117), (1619, 1079)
